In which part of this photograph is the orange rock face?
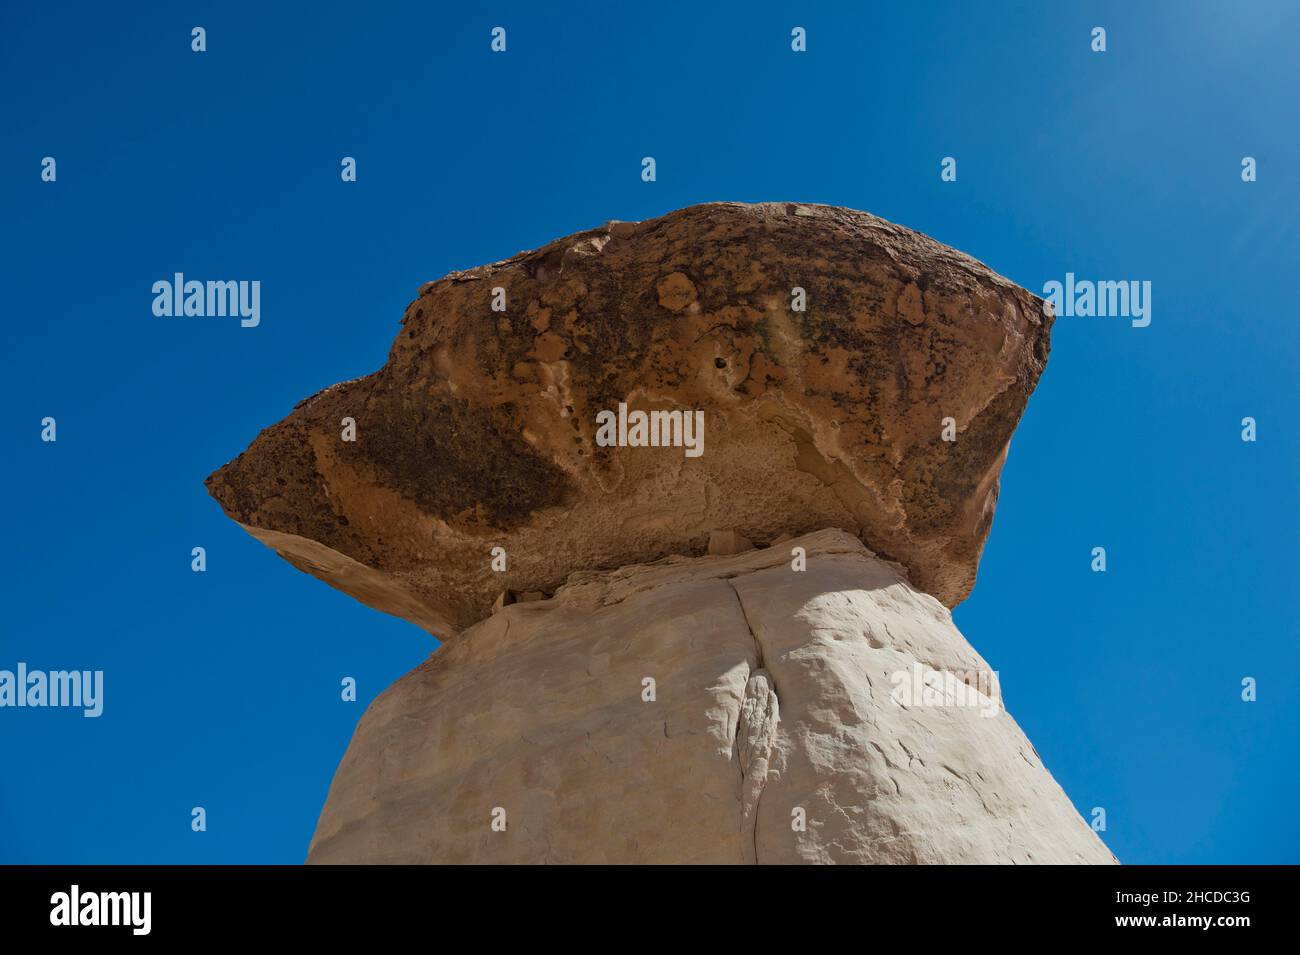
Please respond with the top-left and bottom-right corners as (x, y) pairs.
(206, 202), (1051, 638)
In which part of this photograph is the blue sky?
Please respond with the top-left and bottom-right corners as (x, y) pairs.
(1, 0), (1295, 863)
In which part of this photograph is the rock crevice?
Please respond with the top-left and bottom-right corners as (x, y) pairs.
(728, 574), (780, 865)
(302, 531), (1114, 864)
(734, 667), (778, 865)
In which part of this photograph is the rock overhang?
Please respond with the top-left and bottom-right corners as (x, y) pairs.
(205, 201), (1052, 638)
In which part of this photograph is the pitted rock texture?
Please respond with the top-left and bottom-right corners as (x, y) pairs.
(307, 530), (1115, 864)
(206, 202), (1051, 638)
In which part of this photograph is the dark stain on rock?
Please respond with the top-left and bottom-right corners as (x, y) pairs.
(339, 387), (571, 528)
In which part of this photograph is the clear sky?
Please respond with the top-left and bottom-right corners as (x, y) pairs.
(1, 0), (1296, 864)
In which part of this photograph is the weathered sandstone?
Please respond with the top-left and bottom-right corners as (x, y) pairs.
(207, 202), (1111, 864)
(307, 530), (1114, 864)
(206, 202), (1051, 638)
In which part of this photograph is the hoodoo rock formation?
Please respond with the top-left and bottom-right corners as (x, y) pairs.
(207, 202), (1115, 864)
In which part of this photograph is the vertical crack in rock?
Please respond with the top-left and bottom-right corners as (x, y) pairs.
(728, 579), (779, 865)
(305, 530), (1117, 864)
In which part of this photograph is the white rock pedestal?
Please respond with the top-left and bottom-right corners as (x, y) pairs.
(307, 530), (1115, 865)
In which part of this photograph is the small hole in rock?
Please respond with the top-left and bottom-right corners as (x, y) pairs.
(714, 357), (727, 369)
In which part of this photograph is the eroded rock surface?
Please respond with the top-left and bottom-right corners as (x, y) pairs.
(209, 203), (1107, 864)
(307, 531), (1114, 864)
(206, 202), (1051, 637)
